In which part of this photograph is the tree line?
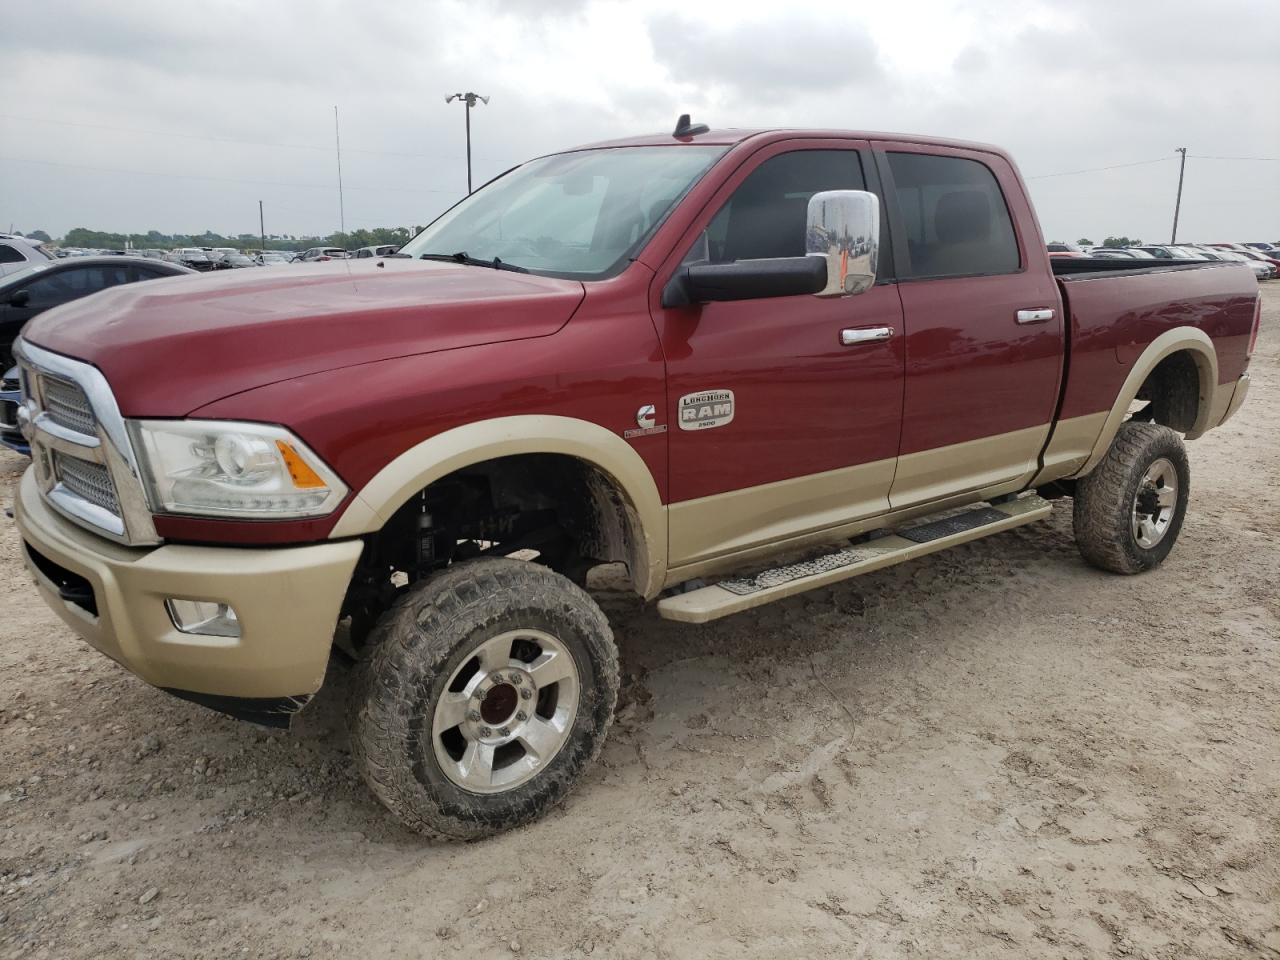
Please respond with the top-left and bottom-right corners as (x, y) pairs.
(32, 226), (426, 253)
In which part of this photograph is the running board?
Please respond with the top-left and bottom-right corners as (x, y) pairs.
(657, 495), (1051, 623)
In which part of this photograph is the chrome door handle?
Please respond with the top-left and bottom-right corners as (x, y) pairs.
(840, 326), (894, 345)
(1015, 308), (1055, 324)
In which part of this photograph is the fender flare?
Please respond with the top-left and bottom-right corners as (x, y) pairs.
(1076, 327), (1219, 477)
(329, 415), (667, 598)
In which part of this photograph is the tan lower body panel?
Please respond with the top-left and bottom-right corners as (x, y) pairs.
(14, 469), (363, 699)
(1031, 411), (1108, 486)
(658, 494), (1051, 623)
(667, 456), (896, 567)
(888, 424), (1050, 509)
(668, 424), (1051, 574)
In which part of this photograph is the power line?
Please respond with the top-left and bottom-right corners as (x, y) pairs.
(0, 111), (510, 163)
(1188, 154), (1280, 162)
(0, 154), (455, 195)
(1025, 157), (1171, 180)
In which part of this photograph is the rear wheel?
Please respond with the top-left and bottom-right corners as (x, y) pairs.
(349, 558), (618, 840)
(1072, 422), (1190, 574)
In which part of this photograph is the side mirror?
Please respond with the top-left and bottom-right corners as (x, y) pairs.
(806, 189), (879, 297)
(7, 289), (30, 308)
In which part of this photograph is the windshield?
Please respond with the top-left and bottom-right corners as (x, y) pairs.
(399, 145), (727, 279)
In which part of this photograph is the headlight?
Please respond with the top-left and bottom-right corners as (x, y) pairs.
(128, 420), (348, 519)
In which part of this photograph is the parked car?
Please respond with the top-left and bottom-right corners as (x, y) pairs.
(214, 253), (260, 270)
(0, 366), (23, 455)
(295, 246), (348, 262)
(170, 248), (217, 272)
(10, 124), (1259, 840)
(257, 252), (294, 266)
(1243, 242), (1276, 253)
(1135, 245), (1209, 260)
(1089, 248), (1142, 259)
(352, 245), (400, 259)
(0, 237), (54, 279)
(1046, 243), (1086, 253)
(1201, 249), (1272, 280)
(0, 256), (196, 371)
(1215, 246), (1280, 276)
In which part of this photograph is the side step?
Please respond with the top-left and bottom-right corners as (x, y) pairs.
(657, 495), (1051, 623)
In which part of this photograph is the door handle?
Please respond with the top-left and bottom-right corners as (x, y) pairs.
(840, 326), (894, 346)
(1015, 308), (1055, 324)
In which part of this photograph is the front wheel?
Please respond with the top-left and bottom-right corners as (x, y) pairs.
(349, 558), (619, 840)
(1072, 421), (1190, 574)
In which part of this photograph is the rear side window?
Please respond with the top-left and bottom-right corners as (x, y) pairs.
(0, 244), (25, 264)
(23, 264), (134, 307)
(888, 152), (1020, 279)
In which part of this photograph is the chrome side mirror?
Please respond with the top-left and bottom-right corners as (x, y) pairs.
(806, 190), (879, 296)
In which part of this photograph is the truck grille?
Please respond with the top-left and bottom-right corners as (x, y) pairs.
(15, 339), (160, 545)
(54, 451), (121, 515)
(42, 377), (97, 436)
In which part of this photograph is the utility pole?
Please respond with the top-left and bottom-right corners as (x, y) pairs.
(445, 92), (489, 194)
(1171, 147), (1187, 244)
(259, 200), (266, 252)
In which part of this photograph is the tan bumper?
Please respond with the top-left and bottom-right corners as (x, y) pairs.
(14, 469), (362, 700)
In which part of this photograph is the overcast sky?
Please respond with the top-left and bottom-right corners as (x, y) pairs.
(2, 0), (1277, 243)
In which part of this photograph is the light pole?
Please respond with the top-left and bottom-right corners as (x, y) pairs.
(445, 92), (489, 194)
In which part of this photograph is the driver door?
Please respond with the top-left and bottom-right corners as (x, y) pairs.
(650, 141), (906, 567)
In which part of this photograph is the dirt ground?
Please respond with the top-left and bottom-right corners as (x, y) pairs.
(2, 288), (1277, 960)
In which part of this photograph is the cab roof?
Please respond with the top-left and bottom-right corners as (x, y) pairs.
(572, 127), (1011, 158)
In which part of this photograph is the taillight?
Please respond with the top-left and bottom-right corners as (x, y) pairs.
(1247, 295), (1261, 359)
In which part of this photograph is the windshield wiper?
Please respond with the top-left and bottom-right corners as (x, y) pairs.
(418, 251), (529, 273)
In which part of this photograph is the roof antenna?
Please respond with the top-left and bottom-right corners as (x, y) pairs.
(673, 113), (710, 139)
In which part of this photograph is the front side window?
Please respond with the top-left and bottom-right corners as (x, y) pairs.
(888, 152), (1020, 279)
(398, 145), (726, 279)
(686, 149), (867, 265)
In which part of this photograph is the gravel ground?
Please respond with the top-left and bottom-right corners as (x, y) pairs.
(1, 287), (1277, 960)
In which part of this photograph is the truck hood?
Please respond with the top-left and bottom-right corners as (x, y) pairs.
(22, 258), (585, 416)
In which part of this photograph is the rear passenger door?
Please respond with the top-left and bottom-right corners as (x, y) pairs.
(878, 145), (1063, 508)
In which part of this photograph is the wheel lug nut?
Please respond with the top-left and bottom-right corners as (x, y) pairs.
(473, 687), (487, 700)
(509, 673), (521, 685)
(520, 688), (532, 700)
(516, 711), (527, 722)
(490, 672), (504, 684)
(478, 726), (492, 738)
(467, 711), (481, 722)
(498, 725), (510, 737)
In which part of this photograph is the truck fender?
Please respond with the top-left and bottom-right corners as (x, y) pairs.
(329, 415), (667, 598)
(1076, 327), (1219, 477)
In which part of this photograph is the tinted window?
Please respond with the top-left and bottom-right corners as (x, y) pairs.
(693, 150), (867, 264)
(0, 245), (25, 264)
(22, 264), (135, 308)
(888, 152), (1020, 279)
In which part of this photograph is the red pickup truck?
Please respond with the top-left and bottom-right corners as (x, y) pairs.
(12, 120), (1259, 839)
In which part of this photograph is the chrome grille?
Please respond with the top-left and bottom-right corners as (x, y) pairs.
(43, 377), (96, 436)
(54, 452), (120, 515)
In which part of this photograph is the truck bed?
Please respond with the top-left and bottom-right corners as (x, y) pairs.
(1052, 259), (1257, 425)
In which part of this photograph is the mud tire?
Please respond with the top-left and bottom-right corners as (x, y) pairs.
(1072, 422), (1190, 575)
(349, 558), (618, 840)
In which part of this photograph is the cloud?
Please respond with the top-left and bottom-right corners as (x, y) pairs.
(646, 12), (883, 102)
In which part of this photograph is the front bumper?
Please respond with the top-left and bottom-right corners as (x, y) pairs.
(14, 468), (362, 713)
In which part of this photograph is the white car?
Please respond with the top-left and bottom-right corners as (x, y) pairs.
(0, 236), (54, 278)
(352, 244), (400, 259)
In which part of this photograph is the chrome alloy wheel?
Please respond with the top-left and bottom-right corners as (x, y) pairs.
(1132, 457), (1178, 549)
(431, 629), (580, 794)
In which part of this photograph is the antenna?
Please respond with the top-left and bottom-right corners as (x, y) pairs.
(334, 105), (346, 239)
(673, 114), (710, 139)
